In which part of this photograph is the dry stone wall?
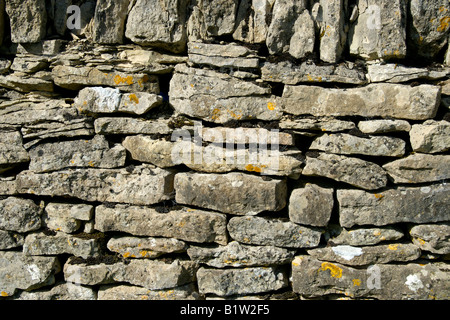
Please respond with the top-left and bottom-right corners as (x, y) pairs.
(0, 0), (449, 300)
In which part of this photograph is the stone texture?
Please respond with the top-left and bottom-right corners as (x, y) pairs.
(358, 120), (411, 134)
(197, 267), (288, 296)
(367, 63), (449, 83)
(281, 84), (441, 120)
(107, 236), (187, 259)
(303, 153), (388, 190)
(228, 216), (322, 248)
(289, 184), (334, 227)
(410, 121), (450, 154)
(0, 131), (29, 173)
(326, 226), (404, 246)
(44, 203), (93, 233)
(187, 241), (295, 268)
(410, 224), (450, 255)
(280, 117), (356, 132)
(16, 281), (97, 300)
(292, 256), (450, 299)
(98, 283), (199, 300)
(233, 0), (273, 43)
(95, 205), (227, 245)
(93, 0), (130, 44)
(0, 230), (24, 250)
(5, 0), (47, 43)
(175, 172), (287, 215)
(16, 165), (175, 206)
(338, 184), (450, 228)
(0, 197), (42, 233)
(289, 10), (315, 59)
(94, 117), (172, 135)
(383, 154), (450, 184)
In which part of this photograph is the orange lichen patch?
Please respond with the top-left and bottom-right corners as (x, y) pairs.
(227, 109), (243, 120)
(129, 94), (139, 104)
(352, 279), (361, 287)
(374, 193), (384, 200)
(388, 244), (399, 251)
(307, 74), (323, 82)
(88, 161), (96, 167)
(267, 102), (276, 111)
(437, 16), (450, 32)
(245, 164), (267, 173)
(114, 75), (134, 86)
(211, 108), (221, 121)
(123, 252), (131, 258)
(140, 250), (148, 257)
(417, 238), (426, 245)
(319, 262), (343, 279)
(1, 291), (8, 297)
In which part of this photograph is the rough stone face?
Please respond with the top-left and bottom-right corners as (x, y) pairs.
(303, 153), (388, 190)
(16, 281), (97, 300)
(228, 216), (322, 248)
(107, 236), (187, 259)
(367, 63), (449, 83)
(95, 205), (227, 245)
(383, 154), (450, 184)
(23, 232), (102, 259)
(187, 241), (296, 268)
(292, 256), (450, 299)
(93, 0), (130, 44)
(0, 73), (54, 93)
(358, 120), (411, 134)
(94, 117), (172, 135)
(197, 267), (288, 296)
(289, 10), (315, 59)
(280, 117), (356, 132)
(307, 243), (421, 266)
(233, 0), (273, 43)
(5, 0), (47, 43)
(338, 184), (450, 228)
(0, 251), (60, 297)
(0, 197), (42, 233)
(200, 127), (294, 146)
(44, 203), (93, 234)
(125, 0), (188, 53)
(281, 84), (441, 120)
(0, 131), (29, 173)
(97, 283), (199, 300)
(289, 184), (334, 227)
(175, 172), (287, 215)
(0, 230), (24, 250)
(410, 224), (450, 255)
(29, 135), (126, 173)
(410, 121), (450, 153)
(310, 133), (406, 157)
(16, 165), (175, 206)
(326, 226), (404, 246)
(349, 0), (407, 60)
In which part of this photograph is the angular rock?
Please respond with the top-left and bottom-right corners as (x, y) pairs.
(326, 225), (404, 246)
(125, 0), (189, 53)
(5, 0), (47, 43)
(16, 165), (175, 206)
(310, 133), (406, 157)
(292, 256), (450, 299)
(281, 84), (441, 120)
(0, 178), (18, 196)
(0, 131), (29, 173)
(338, 184), (450, 228)
(349, 0), (407, 60)
(303, 153), (388, 190)
(175, 172), (287, 215)
(289, 10), (315, 59)
(187, 241), (295, 268)
(410, 120), (450, 153)
(307, 243), (421, 266)
(233, 0), (273, 43)
(289, 184), (334, 227)
(0, 197), (42, 233)
(107, 236), (187, 259)
(16, 281), (97, 300)
(0, 72), (54, 93)
(0, 230), (24, 250)
(201, 127), (294, 146)
(44, 203), (93, 233)
(94, 117), (172, 135)
(29, 135), (126, 173)
(383, 153), (450, 184)
(93, 0), (130, 44)
(410, 224), (450, 255)
(95, 205), (227, 245)
(367, 63), (449, 83)
(98, 283), (199, 300)
(280, 117), (356, 132)
(197, 267), (287, 296)
(122, 136), (175, 168)
(358, 119), (411, 134)
(23, 232), (102, 259)
(228, 216), (322, 248)
(0, 251), (59, 297)
(11, 56), (49, 74)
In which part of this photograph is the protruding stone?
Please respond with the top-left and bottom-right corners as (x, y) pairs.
(94, 117), (172, 135)
(358, 120), (411, 134)
(326, 225), (404, 246)
(98, 283), (199, 300)
(410, 224), (450, 255)
(410, 120), (450, 154)
(107, 236), (188, 259)
(0, 131), (29, 173)
(0, 197), (42, 233)
(5, 0), (47, 43)
(93, 0), (130, 44)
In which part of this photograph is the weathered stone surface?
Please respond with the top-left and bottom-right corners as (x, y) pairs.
(52, 66), (159, 92)
(307, 243), (421, 266)
(16, 165), (175, 206)
(95, 205), (227, 245)
(410, 224), (450, 255)
(0, 178), (18, 196)
(349, 0), (407, 60)
(16, 281), (97, 300)
(228, 216), (322, 248)
(310, 133), (405, 157)
(64, 257), (198, 290)
(0, 131), (29, 173)
(303, 153), (388, 190)
(175, 172), (287, 215)
(11, 56), (49, 74)
(358, 120), (411, 134)
(0, 197), (42, 233)
(44, 203), (93, 233)
(280, 117), (356, 132)
(29, 135), (126, 173)
(0, 230), (24, 250)
(292, 256), (450, 299)
(107, 236), (187, 259)
(281, 84), (441, 120)
(93, 0), (130, 44)
(289, 10), (315, 59)
(125, 0), (188, 53)
(338, 184), (450, 228)
(410, 120), (450, 153)
(98, 283), (199, 300)
(233, 0), (272, 43)
(187, 241), (295, 268)
(383, 154), (450, 184)
(289, 184), (333, 227)
(201, 127), (294, 146)
(123, 136), (175, 168)
(367, 64), (449, 83)
(197, 267), (288, 296)
(94, 117), (172, 135)
(23, 232), (102, 259)
(5, 0), (47, 43)
(261, 61), (367, 85)
(326, 225), (404, 246)
(0, 251), (59, 297)
(0, 72), (54, 93)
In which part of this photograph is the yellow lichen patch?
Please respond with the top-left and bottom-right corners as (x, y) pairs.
(88, 161), (96, 167)
(211, 108), (221, 121)
(245, 164), (267, 173)
(388, 244), (399, 251)
(437, 16), (450, 32)
(352, 279), (361, 287)
(227, 109), (242, 120)
(374, 193), (384, 200)
(140, 250), (148, 257)
(267, 102), (276, 111)
(129, 94), (139, 104)
(1, 291), (8, 297)
(137, 75), (149, 88)
(417, 238), (426, 245)
(373, 230), (381, 237)
(319, 262), (343, 279)
(123, 252), (131, 258)
(114, 74), (134, 86)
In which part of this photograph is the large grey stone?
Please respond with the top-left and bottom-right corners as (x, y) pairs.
(367, 63), (449, 83)
(175, 172), (287, 215)
(93, 0), (130, 44)
(338, 184), (450, 228)
(233, 0), (273, 43)
(44, 203), (93, 234)
(410, 224), (450, 255)
(358, 119), (411, 134)
(326, 226), (404, 246)
(15, 281), (97, 300)
(289, 10), (315, 59)
(0, 131), (29, 173)
(0, 197), (42, 233)
(107, 236), (187, 259)
(0, 230), (24, 250)
(94, 117), (172, 135)
(97, 283), (199, 300)
(5, 0), (47, 43)
(410, 120), (450, 154)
